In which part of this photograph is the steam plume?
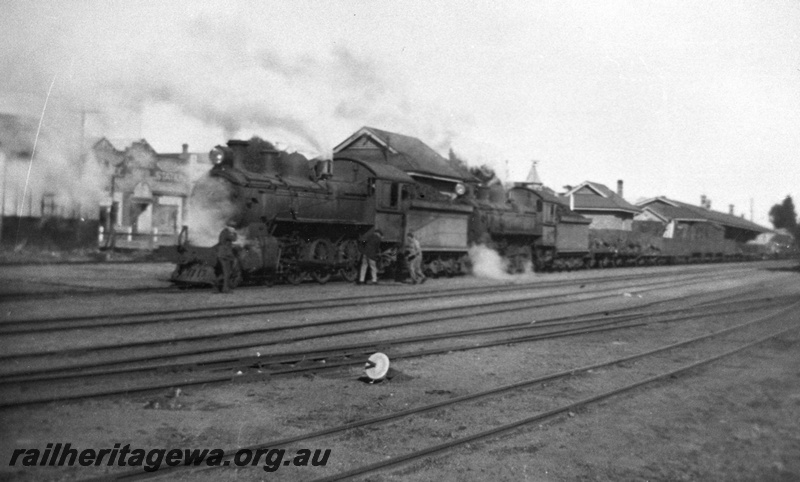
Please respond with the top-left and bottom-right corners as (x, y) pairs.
(468, 244), (535, 281)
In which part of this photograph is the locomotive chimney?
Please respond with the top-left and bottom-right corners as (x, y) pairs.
(617, 180), (623, 198)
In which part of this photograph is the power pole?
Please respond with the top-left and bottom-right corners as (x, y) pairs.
(0, 147), (5, 243)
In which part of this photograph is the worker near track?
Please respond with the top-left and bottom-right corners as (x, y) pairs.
(358, 229), (383, 284)
(404, 231), (426, 284)
(215, 226), (238, 293)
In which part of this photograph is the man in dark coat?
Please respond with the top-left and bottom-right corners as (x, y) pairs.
(358, 229), (383, 284)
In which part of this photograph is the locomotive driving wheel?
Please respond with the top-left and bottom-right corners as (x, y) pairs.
(308, 238), (333, 284)
(337, 239), (360, 282)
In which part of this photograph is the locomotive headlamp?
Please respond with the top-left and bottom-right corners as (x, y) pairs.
(210, 147), (226, 165)
(208, 146), (231, 165)
(455, 183), (466, 196)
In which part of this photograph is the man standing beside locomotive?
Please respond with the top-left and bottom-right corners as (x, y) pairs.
(215, 226), (238, 293)
(358, 229), (383, 284)
(405, 231), (426, 284)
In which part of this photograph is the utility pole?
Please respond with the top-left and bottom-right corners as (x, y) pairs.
(106, 170), (117, 249)
(0, 146), (5, 243)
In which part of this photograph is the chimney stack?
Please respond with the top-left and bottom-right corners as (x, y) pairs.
(617, 180), (624, 198)
(700, 195), (707, 209)
(182, 143), (188, 155)
(729, 204), (734, 215)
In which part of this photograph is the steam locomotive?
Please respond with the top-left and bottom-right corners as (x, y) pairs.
(170, 136), (759, 288)
(172, 138), (477, 287)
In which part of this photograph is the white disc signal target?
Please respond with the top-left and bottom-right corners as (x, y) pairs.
(365, 353), (390, 380)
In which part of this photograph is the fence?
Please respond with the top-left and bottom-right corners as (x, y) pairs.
(1, 216), (100, 250)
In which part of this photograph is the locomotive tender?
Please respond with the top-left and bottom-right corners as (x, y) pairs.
(171, 133), (767, 288)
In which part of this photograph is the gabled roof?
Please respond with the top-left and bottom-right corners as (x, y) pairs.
(637, 196), (769, 233)
(125, 139), (157, 154)
(562, 181), (641, 213)
(637, 197), (708, 222)
(333, 126), (476, 183)
(91, 136), (140, 152)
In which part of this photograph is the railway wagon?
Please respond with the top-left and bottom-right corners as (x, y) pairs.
(584, 222), (740, 268)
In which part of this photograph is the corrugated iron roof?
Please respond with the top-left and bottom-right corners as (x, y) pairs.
(334, 126), (476, 182)
(638, 196), (769, 233)
(638, 198), (706, 222)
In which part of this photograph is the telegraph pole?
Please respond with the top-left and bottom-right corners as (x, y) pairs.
(0, 145), (5, 244)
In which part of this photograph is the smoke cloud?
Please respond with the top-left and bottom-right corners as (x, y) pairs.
(183, 175), (238, 247)
(468, 244), (535, 281)
(1, 2), (480, 212)
(0, 113), (106, 218)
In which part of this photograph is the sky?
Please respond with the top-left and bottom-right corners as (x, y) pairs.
(1, 0), (799, 226)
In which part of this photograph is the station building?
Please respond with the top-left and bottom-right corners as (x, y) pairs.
(635, 196), (768, 243)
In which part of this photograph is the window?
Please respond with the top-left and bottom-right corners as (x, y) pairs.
(378, 181), (400, 210)
(41, 193), (57, 217)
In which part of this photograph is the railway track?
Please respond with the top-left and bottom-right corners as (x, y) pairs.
(0, 263), (761, 335)
(0, 259), (785, 305)
(0, 271), (790, 407)
(80, 291), (800, 481)
(0, 267), (755, 369)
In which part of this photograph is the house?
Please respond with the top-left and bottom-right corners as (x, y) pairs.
(333, 126), (477, 197)
(560, 180), (641, 230)
(93, 138), (210, 248)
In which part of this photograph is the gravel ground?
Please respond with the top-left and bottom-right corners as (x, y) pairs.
(0, 260), (798, 481)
